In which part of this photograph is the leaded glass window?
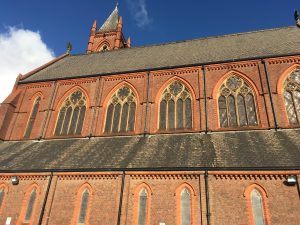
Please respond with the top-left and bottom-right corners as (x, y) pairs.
(218, 75), (258, 127)
(24, 188), (37, 222)
(251, 189), (266, 225)
(77, 189), (89, 225)
(54, 90), (86, 136)
(24, 97), (41, 139)
(283, 69), (300, 124)
(104, 86), (136, 133)
(181, 188), (191, 225)
(0, 188), (4, 209)
(137, 189), (148, 225)
(159, 80), (192, 130)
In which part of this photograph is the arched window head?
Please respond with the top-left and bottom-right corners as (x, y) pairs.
(104, 85), (136, 133)
(159, 80), (192, 130)
(137, 188), (148, 225)
(250, 189), (266, 225)
(24, 96), (41, 139)
(54, 90), (86, 136)
(283, 69), (300, 124)
(77, 189), (90, 225)
(24, 188), (37, 223)
(181, 188), (191, 225)
(218, 75), (258, 128)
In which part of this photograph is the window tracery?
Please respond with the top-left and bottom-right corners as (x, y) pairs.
(24, 96), (41, 139)
(54, 90), (86, 136)
(104, 85), (136, 133)
(159, 80), (192, 130)
(283, 69), (300, 124)
(218, 75), (258, 127)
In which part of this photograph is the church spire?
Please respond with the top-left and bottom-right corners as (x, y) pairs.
(98, 4), (119, 33)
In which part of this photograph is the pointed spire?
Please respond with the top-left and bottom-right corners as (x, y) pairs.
(98, 5), (119, 32)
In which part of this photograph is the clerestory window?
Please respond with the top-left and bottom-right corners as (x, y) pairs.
(54, 90), (86, 136)
(159, 80), (192, 130)
(218, 75), (258, 128)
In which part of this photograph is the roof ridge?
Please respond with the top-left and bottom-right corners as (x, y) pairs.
(70, 26), (296, 57)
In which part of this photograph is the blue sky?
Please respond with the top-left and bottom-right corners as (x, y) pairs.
(0, 0), (299, 55)
(0, 0), (299, 102)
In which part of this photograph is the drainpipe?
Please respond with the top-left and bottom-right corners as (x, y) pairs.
(38, 172), (53, 225)
(202, 66), (208, 133)
(144, 71), (151, 136)
(205, 170), (211, 225)
(262, 60), (278, 130)
(117, 171), (125, 225)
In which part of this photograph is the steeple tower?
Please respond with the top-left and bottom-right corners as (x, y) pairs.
(86, 4), (130, 53)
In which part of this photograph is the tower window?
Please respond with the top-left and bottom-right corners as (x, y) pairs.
(54, 90), (86, 136)
(24, 96), (41, 139)
(283, 69), (300, 124)
(159, 80), (192, 130)
(218, 75), (258, 127)
(104, 86), (136, 133)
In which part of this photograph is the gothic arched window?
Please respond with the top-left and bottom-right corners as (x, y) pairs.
(283, 69), (300, 124)
(77, 189), (90, 225)
(159, 80), (192, 130)
(137, 188), (148, 225)
(104, 86), (136, 133)
(218, 75), (258, 127)
(181, 188), (191, 225)
(24, 96), (41, 139)
(24, 188), (37, 223)
(250, 189), (266, 225)
(54, 90), (86, 136)
(0, 187), (5, 211)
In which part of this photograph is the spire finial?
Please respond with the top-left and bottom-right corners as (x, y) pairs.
(66, 42), (72, 54)
(116, 1), (119, 8)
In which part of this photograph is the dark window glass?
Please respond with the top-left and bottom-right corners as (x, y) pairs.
(104, 86), (136, 133)
(137, 189), (148, 225)
(159, 81), (192, 130)
(24, 188), (37, 222)
(0, 188), (4, 208)
(251, 189), (265, 225)
(24, 97), (41, 139)
(283, 69), (300, 124)
(181, 188), (191, 225)
(218, 75), (258, 128)
(77, 189), (89, 224)
(55, 91), (86, 136)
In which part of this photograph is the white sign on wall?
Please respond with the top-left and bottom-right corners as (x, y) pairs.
(5, 217), (11, 225)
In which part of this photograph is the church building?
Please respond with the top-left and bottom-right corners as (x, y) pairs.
(0, 5), (299, 225)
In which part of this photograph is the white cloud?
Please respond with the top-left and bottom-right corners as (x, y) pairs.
(0, 27), (55, 103)
(126, 0), (152, 27)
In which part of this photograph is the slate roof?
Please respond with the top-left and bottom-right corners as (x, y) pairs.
(98, 5), (119, 32)
(0, 130), (299, 171)
(20, 26), (300, 83)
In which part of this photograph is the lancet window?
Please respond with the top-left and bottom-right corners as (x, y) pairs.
(180, 188), (191, 225)
(0, 188), (5, 210)
(104, 86), (136, 133)
(250, 189), (266, 225)
(137, 188), (148, 225)
(54, 90), (86, 136)
(77, 189), (90, 225)
(218, 75), (258, 127)
(159, 80), (192, 130)
(283, 69), (300, 124)
(24, 188), (37, 223)
(24, 96), (41, 139)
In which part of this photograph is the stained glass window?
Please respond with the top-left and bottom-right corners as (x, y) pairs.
(24, 97), (41, 139)
(218, 75), (258, 127)
(137, 189), (148, 225)
(181, 188), (191, 225)
(104, 86), (136, 133)
(283, 69), (300, 124)
(24, 188), (37, 222)
(54, 90), (86, 136)
(251, 189), (266, 225)
(159, 80), (192, 130)
(77, 189), (90, 225)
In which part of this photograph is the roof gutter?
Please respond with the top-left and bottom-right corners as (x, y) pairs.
(18, 53), (300, 84)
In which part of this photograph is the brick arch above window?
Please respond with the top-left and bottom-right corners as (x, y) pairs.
(96, 41), (111, 52)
